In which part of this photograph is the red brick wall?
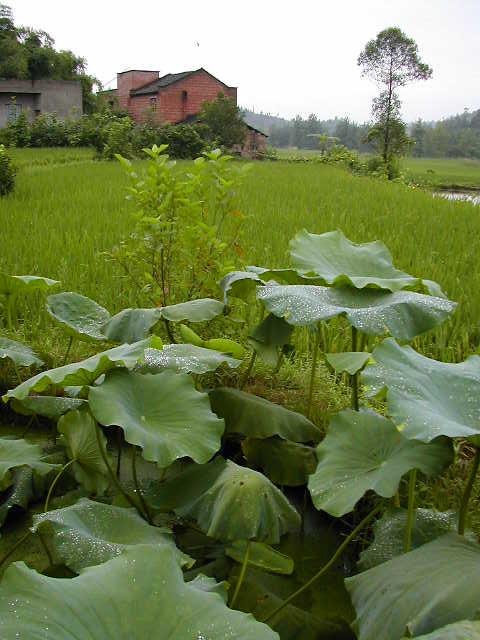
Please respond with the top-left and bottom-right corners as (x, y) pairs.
(117, 70), (159, 111)
(129, 70), (237, 124)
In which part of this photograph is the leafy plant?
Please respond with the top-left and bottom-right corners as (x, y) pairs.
(0, 144), (16, 196)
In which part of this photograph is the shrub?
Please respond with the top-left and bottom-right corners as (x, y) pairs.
(0, 144), (16, 196)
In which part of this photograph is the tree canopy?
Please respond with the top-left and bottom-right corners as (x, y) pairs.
(0, 4), (99, 112)
(200, 92), (247, 149)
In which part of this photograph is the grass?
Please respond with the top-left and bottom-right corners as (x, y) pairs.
(402, 157), (480, 190)
(1, 147), (480, 375)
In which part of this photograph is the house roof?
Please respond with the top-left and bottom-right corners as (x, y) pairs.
(177, 113), (269, 137)
(130, 68), (236, 96)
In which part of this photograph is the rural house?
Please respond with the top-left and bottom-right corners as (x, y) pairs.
(0, 79), (82, 127)
(106, 67), (268, 156)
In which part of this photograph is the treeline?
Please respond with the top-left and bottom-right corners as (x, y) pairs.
(410, 110), (480, 158)
(246, 109), (480, 159)
(0, 4), (98, 112)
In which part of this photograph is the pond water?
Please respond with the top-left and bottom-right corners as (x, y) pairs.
(434, 190), (480, 206)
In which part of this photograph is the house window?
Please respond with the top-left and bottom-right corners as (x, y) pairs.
(182, 90), (188, 101)
(6, 102), (22, 122)
(150, 97), (157, 111)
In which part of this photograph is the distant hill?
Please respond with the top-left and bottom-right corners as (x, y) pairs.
(242, 109), (289, 134)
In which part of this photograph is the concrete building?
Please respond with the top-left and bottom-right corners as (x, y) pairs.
(0, 79), (82, 127)
(105, 67), (268, 157)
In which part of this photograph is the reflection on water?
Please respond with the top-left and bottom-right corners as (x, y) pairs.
(434, 191), (480, 206)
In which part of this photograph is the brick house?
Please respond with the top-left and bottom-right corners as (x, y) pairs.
(106, 68), (268, 157)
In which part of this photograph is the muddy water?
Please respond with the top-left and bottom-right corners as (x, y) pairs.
(434, 191), (480, 206)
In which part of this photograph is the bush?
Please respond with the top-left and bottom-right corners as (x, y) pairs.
(0, 145), (16, 196)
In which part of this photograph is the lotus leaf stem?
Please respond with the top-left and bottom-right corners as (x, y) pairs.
(351, 326), (359, 411)
(63, 335), (74, 365)
(94, 420), (148, 520)
(306, 329), (321, 419)
(240, 351), (256, 390)
(115, 427), (123, 479)
(230, 540), (251, 608)
(37, 531), (54, 566)
(262, 503), (383, 624)
(458, 447), (480, 535)
(404, 469), (417, 552)
(132, 446), (153, 524)
(44, 458), (77, 512)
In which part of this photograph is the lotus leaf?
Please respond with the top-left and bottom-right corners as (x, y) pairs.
(209, 387), (321, 442)
(179, 323), (204, 346)
(404, 621), (480, 639)
(10, 395), (87, 419)
(363, 338), (480, 441)
(249, 314), (293, 367)
(150, 457), (300, 543)
(160, 298), (224, 322)
(0, 337), (43, 367)
(220, 270), (266, 302)
(0, 273), (59, 295)
(3, 338), (152, 401)
(243, 437), (317, 486)
(257, 285), (456, 340)
(226, 540), (294, 575)
(57, 410), (109, 495)
(47, 291), (111, 342)
(325, 352), (371, 375)
(0, 467), (34, 526)
(203, 338), (246, 359)
(101, 308), (162, 343)
(0, 437), (59, 490)
(32, 498), (191, 571)
(89, 369), (224, 467)
(357, 507), (462, 570)
(289, 229), (422, 291)
(140, 344), (241, 374)
(308, 410), (453, 516)
(346, 533), (480, 640)
(0, 545), (279, 639)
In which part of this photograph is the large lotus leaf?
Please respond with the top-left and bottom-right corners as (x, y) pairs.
(405, 621), (480, 639)
(0, 437), (59, 490)
(89, 369), (224, 467)
(289, 229), (422, 292)
(209, 387), (321, 443)
(247, 265), (320, 285)
(32, 498), (191, 571)
(357, 508), (462, 571)
(47, 291), (111, 342)
(363, 338), (480, 442)
(0, 467), (34, 526)
(257, 285), (456, 339)
(0, 337), (43, 367)
(0, 273), (59, 296)
(226, 540), (294, 575)
(346, 533), (480, 640)
(149, 458), (300, 543)
(3, 338), (152, 401)
(243, 437), (317, 486)
(101, 307), (162, 343)
(308, 410), (453, 517)
(140, 344), (241, 374)
(325, 352), (371, 375)
(57, 410), (109, 495)
(0, 545), (279, 639)
(159, 298), (224, 322)
(10, 395), (87, 419)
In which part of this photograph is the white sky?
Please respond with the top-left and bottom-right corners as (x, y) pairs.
(8, 0), (480, 122)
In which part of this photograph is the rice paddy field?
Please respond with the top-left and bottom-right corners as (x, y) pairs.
(2, 147), (480, 368)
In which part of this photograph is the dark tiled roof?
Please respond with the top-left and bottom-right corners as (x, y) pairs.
(176, 113), (269, 137)
(131, 70), (197, 95)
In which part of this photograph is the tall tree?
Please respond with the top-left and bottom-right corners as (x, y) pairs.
(200, 92), (246, 149)
(358, 27), (432, 176)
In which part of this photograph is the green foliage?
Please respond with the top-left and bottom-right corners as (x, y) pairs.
(200, 92), (247, 149)
(0, 144), (15, 196)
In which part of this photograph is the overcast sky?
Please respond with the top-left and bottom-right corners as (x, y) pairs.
(8, 0), (480, 122)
